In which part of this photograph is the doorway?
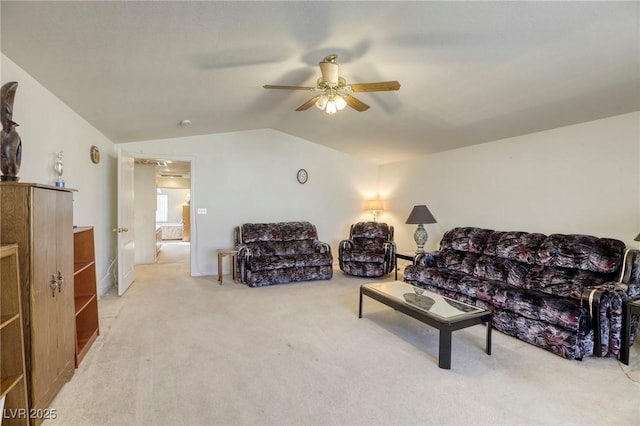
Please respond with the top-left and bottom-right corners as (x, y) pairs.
(133, 157), (192, 271)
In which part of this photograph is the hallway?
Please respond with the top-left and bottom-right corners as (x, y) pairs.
(155, 240), (190, 265)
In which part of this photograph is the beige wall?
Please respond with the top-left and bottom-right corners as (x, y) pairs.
(381, 112), (640, 252)
(121, 129), (380, 276)
(1, 54), (117, 296)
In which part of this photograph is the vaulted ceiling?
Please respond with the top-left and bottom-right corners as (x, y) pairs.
(2, 1), (638, 164)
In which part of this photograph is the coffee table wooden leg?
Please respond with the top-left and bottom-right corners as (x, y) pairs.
(359, 291), (364, 319)
(438, 327), (452, 369)
(218, 253), (223, 284)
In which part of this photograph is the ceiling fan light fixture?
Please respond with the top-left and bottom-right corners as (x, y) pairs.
(263, 53), (398, 113)
(316, 94), (328, 110)
(325, 101), (338, 114)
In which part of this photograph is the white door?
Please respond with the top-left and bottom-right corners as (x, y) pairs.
(117, 149), (136, 295)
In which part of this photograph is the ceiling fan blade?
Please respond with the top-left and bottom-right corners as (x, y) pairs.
(343, 94), (370, 112)
(263, 85), (316, 91)
(350, 81), (401, 92)
(296, 95), (322, 111)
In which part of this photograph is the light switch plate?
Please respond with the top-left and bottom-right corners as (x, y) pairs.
(197, 208), (207, 214)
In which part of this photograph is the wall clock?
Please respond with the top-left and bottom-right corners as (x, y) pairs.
(90, 146), (100, 164)
(296, 168), (308, 184)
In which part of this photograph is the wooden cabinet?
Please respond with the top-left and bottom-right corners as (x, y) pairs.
(0, 183), (75, 424)
(73, 227), (99, 366)
(1, 244), (29, 426)
(182, 204), (190, 241)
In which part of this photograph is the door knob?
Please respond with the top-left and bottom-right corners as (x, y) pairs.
(50, 274), (58, 298)
(57, 271), (64, 292)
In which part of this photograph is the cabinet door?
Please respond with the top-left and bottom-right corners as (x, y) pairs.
(29, 188), (74, 410)
(54, 190), (75, 384)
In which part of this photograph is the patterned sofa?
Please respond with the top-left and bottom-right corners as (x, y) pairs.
(235, 221), (333, 287)
(404, 227), (640, 360)
(339, 221), (396, 277)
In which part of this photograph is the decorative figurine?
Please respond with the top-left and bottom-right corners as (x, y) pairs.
(1, 81), (22, 181)
(54, 151), (65, 187)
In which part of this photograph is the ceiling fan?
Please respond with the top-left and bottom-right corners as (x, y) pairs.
(263, 54), (400, 114)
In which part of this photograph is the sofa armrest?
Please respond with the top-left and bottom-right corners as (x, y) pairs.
(581, 281), (631, 357)
(339, 239), (353, 252)
(415, 251), (439, 267)
(580, 288), (605, 356)
(314, 240), (332, 255)
(237, 245), (252, 283)
(338, 239), (352, 271)
(620, 248), (640, 299)
(233, 226), (242, 248)
(383, 241), (397, 274)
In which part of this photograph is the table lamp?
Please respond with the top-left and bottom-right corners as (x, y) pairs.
(364, 199), (384, 222)
(405, 204), (437, 253)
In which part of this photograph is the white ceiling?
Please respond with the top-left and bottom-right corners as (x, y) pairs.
(1, 1), (638, 164)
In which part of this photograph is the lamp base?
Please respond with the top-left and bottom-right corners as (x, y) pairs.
(414, 224), (428, 253)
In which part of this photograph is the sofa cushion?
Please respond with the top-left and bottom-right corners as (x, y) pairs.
(294, 253), (333, 267)
(249, 253), (332, 271)
(351, 237), (385, 252)
(436, 250), (479, 274)
(406, 267), (480, 299)
(473, 255), (531, 288)
(350, 222), (391, 239)
(483, 231), (546, 264)
(490, 310), (590, 359)
(341, 262), (388, 277)
(242, 221), (318, 243)
(439, 227), (493, 253)
(475, 280), (587, 332)
(251, 240), (316, 256)
(536, 234), (625, 273)
(340, 249), (386, 263)
(524, 265), (613, 299)
(245, 265), (333, 287)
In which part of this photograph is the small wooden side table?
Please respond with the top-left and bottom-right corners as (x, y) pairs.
(395, 251), (417, 280)
(217, 248), (238, 284)
(620, 298), (640, 365)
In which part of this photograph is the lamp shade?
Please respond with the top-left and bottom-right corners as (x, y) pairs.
(635, 233), (640, 241)
(405, 205), (437, 224)
(364, 199), (384, 211)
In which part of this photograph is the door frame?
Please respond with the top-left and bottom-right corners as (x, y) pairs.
(123, 152), (196, 275)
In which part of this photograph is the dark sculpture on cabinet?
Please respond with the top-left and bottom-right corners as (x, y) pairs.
(1, 81), (22, 182)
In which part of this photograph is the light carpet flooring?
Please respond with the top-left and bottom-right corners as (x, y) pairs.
(44, 243), (640, 425)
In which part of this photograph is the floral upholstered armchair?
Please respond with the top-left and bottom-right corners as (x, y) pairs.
(339, 222), (396, 277)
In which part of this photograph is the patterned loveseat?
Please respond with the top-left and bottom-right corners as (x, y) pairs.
(235, 221), (333, 287)
(404, 227), (640, 360)
(339, 222), (396, 277)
